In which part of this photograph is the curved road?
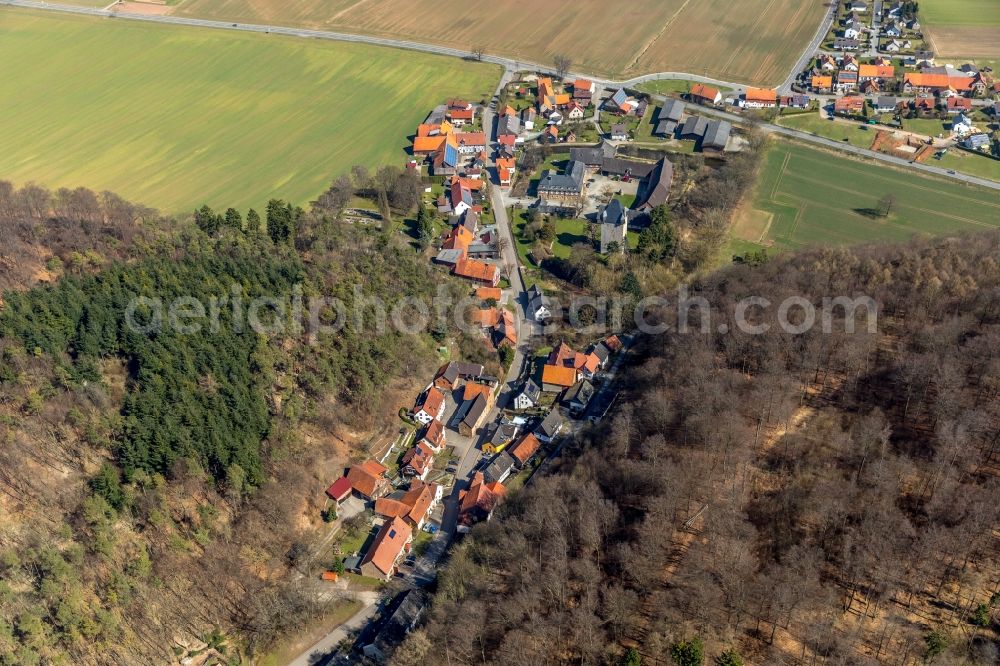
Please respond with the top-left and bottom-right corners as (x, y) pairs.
(6, 0), (998, 191)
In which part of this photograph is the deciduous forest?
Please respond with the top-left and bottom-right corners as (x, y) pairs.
(397, 231), (1000, 665)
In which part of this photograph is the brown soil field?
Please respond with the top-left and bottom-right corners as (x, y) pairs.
(924, 26), (1000, 59)
(173, 0), (829, 84)
(114, 2), (172, 15)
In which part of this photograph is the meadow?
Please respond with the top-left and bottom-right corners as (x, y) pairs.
(173, 0), (827, 84)
(918, 0), (1000, 59)
(0, 9), (500, 213)
(730, 141), (1000, 253)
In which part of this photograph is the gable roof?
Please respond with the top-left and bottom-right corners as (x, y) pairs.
(542, 364), (577, 388)
(859, 64), (895, 78)
(454, 258), (498, 284)
(476, 287), (502, 302)
(420, 419), (446, 449)
(745, 87), (777, 103)
(415, 387), (445, 417)
(326, 476), (354, 501)
(462, 381), (493, 402)
(702, 120), (731, 149)
(690, 83), (720, 101)
(346, 460), (387, 498)
(509, 433), (541, 465)
(459, 471), (506, 522)
(361, 516), (412, 576)
(537, 409), (564, 438)
(639, 158), (674, 210)
(660, 98), (685, 122)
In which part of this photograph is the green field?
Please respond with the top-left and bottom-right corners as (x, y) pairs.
(919, 0), (1000, 27)
(731, 141), (1000, 253)
(776, 113), (874, 150)
(0, 9), (499, 213)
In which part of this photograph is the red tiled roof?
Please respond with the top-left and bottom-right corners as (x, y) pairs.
(509, 433), (541, 465)
(690, 83), (720, 101)
(415, 387), (445, 418)
(326, 476), (353, 501)
(421, 419), (446, 449)
(745, 87), (777, 103)
(346, 459), (387, 498)
(453, 259), (498, 284)
(361, 516), (411, 575)
(542, 364), (577, 388)
(476, 287), (502, 301)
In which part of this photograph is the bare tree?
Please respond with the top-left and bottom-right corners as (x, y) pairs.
(878, 193), (898, 217)
(553, 54), (572, 80)
(472, 46), (485, 61)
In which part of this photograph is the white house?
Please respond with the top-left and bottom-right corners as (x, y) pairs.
(566, 102), (585, 120)
(843, 24), (863, 40)
(513, 380), (541, 410)
(413, 387), (446, 425)
(527, 285), (551, 321)
(952, 113), (974, 136)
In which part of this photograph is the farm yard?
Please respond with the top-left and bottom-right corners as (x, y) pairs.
(0, 9), (500, 213)
(918, 0), (1000, 59)
(730, 141), (1000, 253)
(172, 0), (827, 84)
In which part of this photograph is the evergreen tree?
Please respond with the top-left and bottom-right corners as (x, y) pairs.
(266, 199), (293, 243)
(416, 206), (435, 249)
(715, 649), (743, 666)
(224, 207), (243, 230)
(671, 637), (704, 666)
(621, 647), (642, 666)
(245, 208), (261, 234)
(194, 204), (221, 236)
(638, 205), (676, 261)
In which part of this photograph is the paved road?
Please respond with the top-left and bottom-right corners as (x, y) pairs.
(288, 591), (381, 666)
(778, 1), (839, 94)
(11, 0), (999, 191)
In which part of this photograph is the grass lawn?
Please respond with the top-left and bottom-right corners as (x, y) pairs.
(935, 150), (1000, 182)
(552, 218), (592, 258)
(776, 113), (874, 150)
(0, 9), (500, 214)
(730, 140), (1000, 253)
(901, 117), (948, 137)
(636, 80), (732, 96)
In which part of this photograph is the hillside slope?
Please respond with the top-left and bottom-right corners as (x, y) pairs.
(398, 232), (1000, 665)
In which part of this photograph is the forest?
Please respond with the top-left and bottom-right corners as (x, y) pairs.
(396, 230), (1000, 666)
(0, 175), (456, 664)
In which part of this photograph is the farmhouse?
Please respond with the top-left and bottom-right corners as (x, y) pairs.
(359, 516), (412, 581)
(453, 258), (500, 287)
(483, 452), (517, 485)
(834, 95), (866, 116)
(535, 409), (565, 443)
(690, 83), (722, 105)
(701, 120), (731, 154)
(457, 393), (489, 437)
(457, 471), (506, 532)
(509, 432), (541, 468)
(743, 87), (777, 109)
(637, 158), (674, 211)
(542, 364), (578, 393)
(527, 284), (552, 322)
(513, 379), (541, 410)
(433, 361), (485, 390)
(859, 64), (895, 81)
(538, 160), (587, 213)
(413, 387), (446, 425)
(573, 78), (595, 102)
(345, 460), (390, 501)
(374, 480), (441, 530)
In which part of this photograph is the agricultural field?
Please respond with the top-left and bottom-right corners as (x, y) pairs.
(918, 0), (1000, 59)
(172, 0), (827, 84)
(776, 113), (875, 149)
(730, 141), (1000, 254)
(0, 9), (499, 213)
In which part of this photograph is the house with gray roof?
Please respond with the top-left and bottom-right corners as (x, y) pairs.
(563, 380), (595, 416)
(527, 285), (551, 322)
(535, 409), (564, 443)
(701, 120), (731, 154)
(538, 160), (587, 214)
(513, 379), (541, 410)
(637, 158), (674, 212)
(570, 141), (615, 166)
(660, 98), (685, 123)
(483, 452), (517, 485)
(599, 199), (628, 254)
(679, 115), (709, 140)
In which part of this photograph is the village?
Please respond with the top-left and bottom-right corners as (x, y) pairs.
(299, 2), (999, 657)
